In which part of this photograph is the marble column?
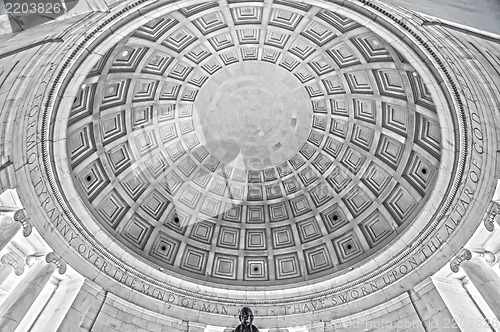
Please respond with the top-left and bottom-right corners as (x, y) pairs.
(0, 252), (24, 285)
(0, 215), (20, 252)
(450, 248), (500, 319)
(0, 264), (12, 287)
(0, 210), (31, 251)
(0, 252), (65, 331)
(56, 278), (101, 332)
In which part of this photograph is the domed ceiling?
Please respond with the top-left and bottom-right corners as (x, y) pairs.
(66, 0), (442, 287)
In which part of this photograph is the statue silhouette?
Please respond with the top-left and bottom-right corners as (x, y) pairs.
(232, 307), (260, 332)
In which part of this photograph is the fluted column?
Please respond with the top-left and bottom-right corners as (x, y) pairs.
(0, 210), (31, 251)
(0, 252), (25, 286)
(0, 252), (66, 331)
(450, 248), (500, 319)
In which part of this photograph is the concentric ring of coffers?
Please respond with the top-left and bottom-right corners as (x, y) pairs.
(66, 0), (442, 287)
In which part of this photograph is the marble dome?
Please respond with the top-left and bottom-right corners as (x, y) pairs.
(4, 0), (500, 329)
(66, 0), (443, 288)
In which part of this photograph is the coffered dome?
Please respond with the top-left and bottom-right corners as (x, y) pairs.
(66, 0), (442, 288)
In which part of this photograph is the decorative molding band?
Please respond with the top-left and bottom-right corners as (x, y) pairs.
(0, 38), (64, 59)
(0, 205), (20, 212)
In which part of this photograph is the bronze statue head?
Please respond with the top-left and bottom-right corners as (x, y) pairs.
(239, 307), (254, 327)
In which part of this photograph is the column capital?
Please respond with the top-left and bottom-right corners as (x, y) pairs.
(45, 252), (67, 275)
(450, 248), (496, 273)
(13, 210), (32, 237)
(450, 248), (472, 273)
(483, 201), (500, 232)
(0, 252), (25, 276)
